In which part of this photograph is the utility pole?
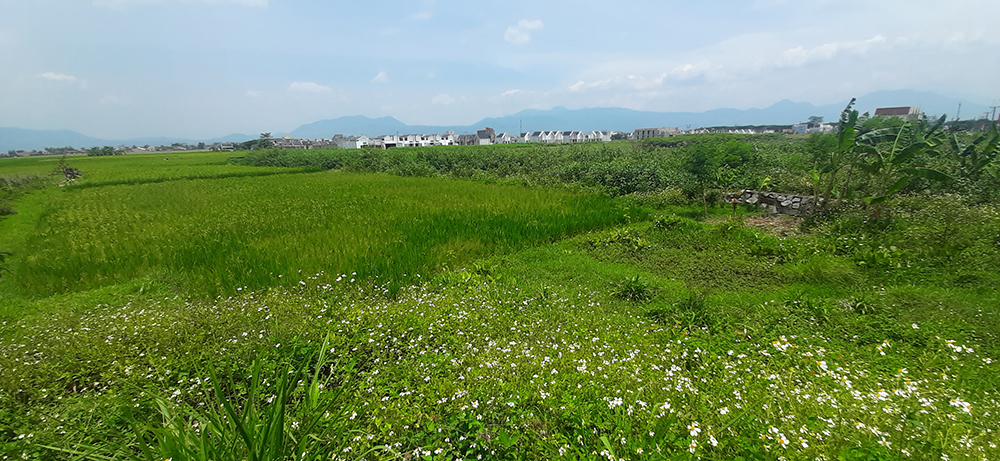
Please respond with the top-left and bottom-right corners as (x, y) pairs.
(956, 103), (961, 121)
(990, 103), (1000, 122)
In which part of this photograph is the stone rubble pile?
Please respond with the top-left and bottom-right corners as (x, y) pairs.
(730, 190), (822, 217)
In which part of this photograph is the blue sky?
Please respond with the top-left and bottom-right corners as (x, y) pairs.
(1, 0), (997, 139)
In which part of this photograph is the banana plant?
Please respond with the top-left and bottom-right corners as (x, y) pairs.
(949, 122), (1000, 180)
(816, 98), (861, 209)
(853, 115), (953, 204)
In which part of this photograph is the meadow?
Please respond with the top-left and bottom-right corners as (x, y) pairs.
(1, 130), (999, 460)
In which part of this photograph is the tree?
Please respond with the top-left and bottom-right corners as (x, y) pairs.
(683, 140), (755, 217)
(683, 142), (716, 217)
(808, 115), (824, 125)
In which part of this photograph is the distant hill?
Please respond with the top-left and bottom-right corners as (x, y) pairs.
(0, 128), (108, 153)
(1, 90), (990, 152)
(0, 129), (254, 153)
(287, 90), (992, 138)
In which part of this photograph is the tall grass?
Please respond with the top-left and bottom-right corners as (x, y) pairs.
(4, 171), (634, 297)
(1, 151), (296, 187)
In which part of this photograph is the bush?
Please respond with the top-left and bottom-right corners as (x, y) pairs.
(612, 275), (653, 302)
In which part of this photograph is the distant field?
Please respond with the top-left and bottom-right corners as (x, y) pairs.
(0, 151), (301, 186)
(0, 155), (631, 300)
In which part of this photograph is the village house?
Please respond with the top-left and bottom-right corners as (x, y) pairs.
(873, 106), (923, 121)
(495, 133), (515, 144)
(561, 131), (585, 143)
(632, 127), (681, 140)
(476, 127), (496, 145)
(342, 135), (370, 149)
(271, 137), (310, 149)
(456, 134), (477, 146)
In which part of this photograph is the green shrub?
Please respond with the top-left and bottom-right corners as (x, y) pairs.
(611, 275), (653, 302)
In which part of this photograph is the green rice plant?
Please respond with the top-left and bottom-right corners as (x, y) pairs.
(2, 171), (634, 299)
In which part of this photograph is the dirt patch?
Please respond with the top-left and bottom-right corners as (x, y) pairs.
(743, 215), (801, 237)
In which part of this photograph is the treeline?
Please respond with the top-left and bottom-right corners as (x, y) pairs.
(86, 146), (123, 156)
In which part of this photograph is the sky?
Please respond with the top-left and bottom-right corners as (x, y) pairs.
(1, 0), (998, 139)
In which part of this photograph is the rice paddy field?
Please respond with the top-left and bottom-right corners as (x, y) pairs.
(1, 141), (999, 460)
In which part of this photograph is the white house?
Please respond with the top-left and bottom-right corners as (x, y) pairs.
(425, 133), (454, 146)
(344, 135), (371, 149)
(561, 131), (585, 143)
(495, 133), (515, 144)
(632, 127), (681, 140)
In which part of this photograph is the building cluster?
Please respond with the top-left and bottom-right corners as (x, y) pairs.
(683, 128), (779, 135)
(790, 123), (834, 135)
(236, 127), (629, 150)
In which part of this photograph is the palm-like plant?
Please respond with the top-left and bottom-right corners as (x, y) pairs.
(853, 115), (953, 204)
(949, 122), (1000, 181)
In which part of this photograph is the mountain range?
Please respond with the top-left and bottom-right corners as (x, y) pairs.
(1, 90), (992, 152)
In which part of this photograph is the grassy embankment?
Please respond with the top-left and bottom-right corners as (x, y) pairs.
(1, 140), (999, 460)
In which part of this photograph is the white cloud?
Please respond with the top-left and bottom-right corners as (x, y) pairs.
(372, 71), (390, 83)
(780, 35), (886, 67)
(431, 94), (455, 105)
(568, 79), (611, 92)
(501, 89), (522, 97)
(670, 62), (711, 80)
(627, 73), (666, 89)
(99, 95), (127, 105)
(39, 72), (77, 82)
(244, 90), (260, 97)
(93, 0), (267, 9)
(409, 11), (432, 20)
(289, 82), (331, 92)
(504, 19), (543, 45)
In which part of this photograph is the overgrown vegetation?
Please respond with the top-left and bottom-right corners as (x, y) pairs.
(234, 116), (1000, 208)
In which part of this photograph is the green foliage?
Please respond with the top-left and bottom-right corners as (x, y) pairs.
(85, 146), (120, 157)
(948, 122), (1000, 180)
(854, 116), (953, 204)
(779, 254), (857, 285)
(859, 115), (907, 133)
(622, 187), (688, 209)
(611, 275), (653, 302)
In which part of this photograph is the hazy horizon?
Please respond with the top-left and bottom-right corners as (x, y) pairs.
(2, 0), (998, 139)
